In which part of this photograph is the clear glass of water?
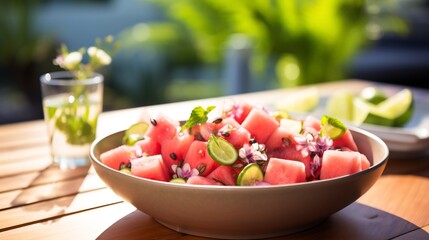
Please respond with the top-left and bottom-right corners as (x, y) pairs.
(40, 71), (103, 169)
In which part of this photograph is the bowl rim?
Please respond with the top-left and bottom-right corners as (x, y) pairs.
(89, 126), (389, 190)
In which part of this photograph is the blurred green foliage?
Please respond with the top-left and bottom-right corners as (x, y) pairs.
(139, 0), (369, 87)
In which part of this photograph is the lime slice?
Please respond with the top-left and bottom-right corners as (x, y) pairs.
(320, 115), (347, 140)
(170, 178), (187, 184)
(359, 87), (387, 105)
(237, 163), (264, 186)
(374, 89), (414, 127)
(122, 122), (149, 145)
(207, 134), (238, 166)
(326, 90), (355, 121)
(353, 98), (395, 126)
(274, 87), (319, 113)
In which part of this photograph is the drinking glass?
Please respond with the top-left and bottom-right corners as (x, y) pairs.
(40, 71), (103, 169)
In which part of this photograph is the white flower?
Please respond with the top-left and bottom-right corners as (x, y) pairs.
(62, 51), (82, 70)
(88, 46), (112, 66)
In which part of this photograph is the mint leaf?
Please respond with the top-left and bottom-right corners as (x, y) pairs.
(181, 106), (216, 131)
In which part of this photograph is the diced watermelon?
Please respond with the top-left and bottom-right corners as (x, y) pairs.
(265, 127), (298, 152)
(332, 129), (358, 152)
(207, 166), (237, 186)
(268, 145), (312, 179)
(224, 101), (254, 124)
(302, 115), (321, 132)
(320, 150), (363, 180)
(264, 158), (306, 185)
(145, 113), (180, 145)
(217, 117), (251, 149)
(360, 153), (371, 170)
(241, 108), (279, 144)
(184, 140), (220, 176)
(131, 154), (170, 181)
(161, 132), (195, 173)
(187, 176), (222, 186)
(100, 145), (140, 170)
(135, 137), (161, 156)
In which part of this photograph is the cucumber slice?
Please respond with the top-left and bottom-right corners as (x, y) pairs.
(237, 163), (264, 186)
(207, 134), (238, 166)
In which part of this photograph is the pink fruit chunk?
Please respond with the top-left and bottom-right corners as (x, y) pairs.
(184, 140), (220, 176)
(265, 127), (298, 152)
(187, 176), (223, 186)
(145, 113), (180, 145)
(264, 158), (306, 185)
(268, 145), (312, 179)
(217, 117), (251, 149)
(332, 129), (358, 152)
(161, 132), (195, 174)
(207, 166), (237, 186)
(320, 150), (364, 180)
(100, 145), (140, 170)
(302, 115), (321, 132)
(135, 137), (161, 156)
(131, 154), (170, 182)
(241, 108), (279, 144)
(224, 101), (254, 124)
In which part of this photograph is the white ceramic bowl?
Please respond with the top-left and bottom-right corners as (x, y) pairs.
(90, 127), (388, 239)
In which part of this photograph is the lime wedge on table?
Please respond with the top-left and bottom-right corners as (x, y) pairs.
(274, 87), (320, 113)
(122, 122), (149, 145)
(326, 90), (355, 122)
(237, 163), (264, 186)
(320, 115), (347, 140)
(374, 88), (414, 127)
(359, 87), (387, 105)
(207, 134), (238, 166)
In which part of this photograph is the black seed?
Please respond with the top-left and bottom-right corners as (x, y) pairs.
(249, 138), (257, 144)
(150, 118), (157, 126)
(282, 137), (291, 146)
(212, 118), (223, 124)
(221, 131), (230, 137)
(197, 164), (206, 174)
(170, 152), (177, 160)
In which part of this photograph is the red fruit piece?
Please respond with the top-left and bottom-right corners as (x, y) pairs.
(146, 113), (180, 145)
(131, 154), (170, 182)
(241, 108), (279, 144)
(184, 140), (220, 176)
(264, 158), (306, 185)
(161, 132), (195, 174)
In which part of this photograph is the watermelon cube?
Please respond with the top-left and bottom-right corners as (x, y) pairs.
(100, 145), (140, 170)
(332, 129), (358, 152)
(131, 154), (170, 182)
(145, 113), (180, 145)
(161, 132), (195, 174)
(241, 108), (279, 144)
(302, 115), (321, 132)
(217, 117), (251, 149)
(320, 150), (363, 180)
(135, 137), (161, 156)
(207, 166), (237, 186)
(265, 127), (298, 152)
(224, 101), (254, 124)
(184, 140), (220, 176)
(263, 158), (306, 185)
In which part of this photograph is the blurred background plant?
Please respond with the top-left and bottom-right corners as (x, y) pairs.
(1, 0), (428, 124)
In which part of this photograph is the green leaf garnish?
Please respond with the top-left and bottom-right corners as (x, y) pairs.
(181, 106), (216, 131)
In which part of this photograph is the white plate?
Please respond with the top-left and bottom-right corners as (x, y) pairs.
(309, 86), (429, 158)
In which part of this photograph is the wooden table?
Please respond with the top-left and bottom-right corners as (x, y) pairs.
(1, 80), (428, 240)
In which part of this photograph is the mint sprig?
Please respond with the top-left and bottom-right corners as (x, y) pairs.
(181, 106), (216, 131)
